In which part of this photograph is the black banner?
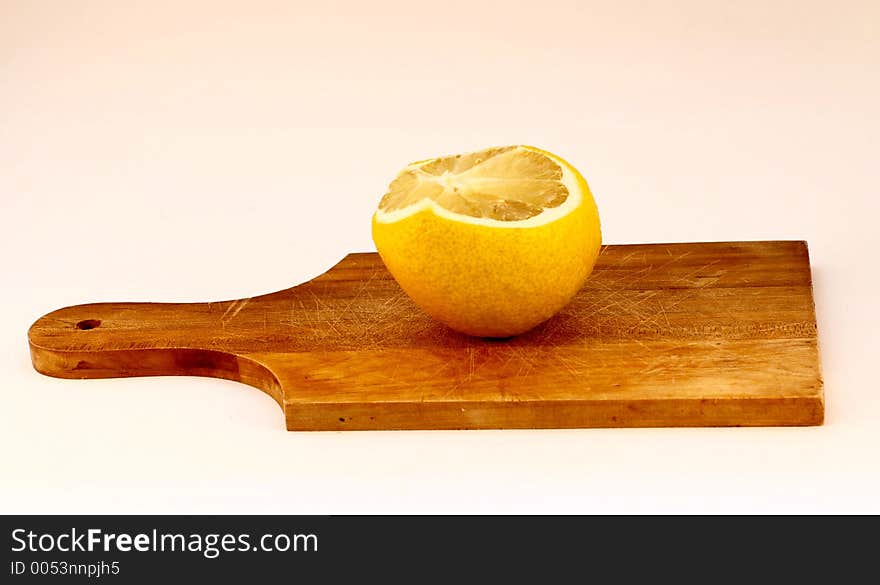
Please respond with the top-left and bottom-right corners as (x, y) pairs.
(0, 515), (866, 581)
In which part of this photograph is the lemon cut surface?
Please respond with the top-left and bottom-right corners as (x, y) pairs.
(372, 145), (602, 337)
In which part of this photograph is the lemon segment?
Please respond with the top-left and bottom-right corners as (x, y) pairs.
(377, 146), (571, 222)
(372, 145), (601, 338)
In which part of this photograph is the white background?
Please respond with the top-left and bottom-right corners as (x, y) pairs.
(2, 1), (878, 513)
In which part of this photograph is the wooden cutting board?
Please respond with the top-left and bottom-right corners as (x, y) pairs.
(28, 241), (823, 430)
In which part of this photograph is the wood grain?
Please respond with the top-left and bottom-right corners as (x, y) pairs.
(28, 241), (824, 430)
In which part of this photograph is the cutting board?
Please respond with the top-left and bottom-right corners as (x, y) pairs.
(28, 241), (823, 430)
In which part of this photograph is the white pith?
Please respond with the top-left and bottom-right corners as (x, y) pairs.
(373, 148), (583, 228)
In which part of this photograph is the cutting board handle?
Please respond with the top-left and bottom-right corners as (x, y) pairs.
(27, 300), (284, 404)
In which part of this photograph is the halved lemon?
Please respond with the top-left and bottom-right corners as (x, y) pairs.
(372, 145), (602, 337)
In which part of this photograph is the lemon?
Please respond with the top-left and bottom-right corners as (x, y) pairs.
(372, 145), (602, 337)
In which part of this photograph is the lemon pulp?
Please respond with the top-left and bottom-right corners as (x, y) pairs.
(378, 145), (571, 221)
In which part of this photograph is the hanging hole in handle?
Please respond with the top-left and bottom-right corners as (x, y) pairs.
(76, 319), (102, 330)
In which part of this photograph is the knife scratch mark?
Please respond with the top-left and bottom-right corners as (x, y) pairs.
(221, 298), (250, 325)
